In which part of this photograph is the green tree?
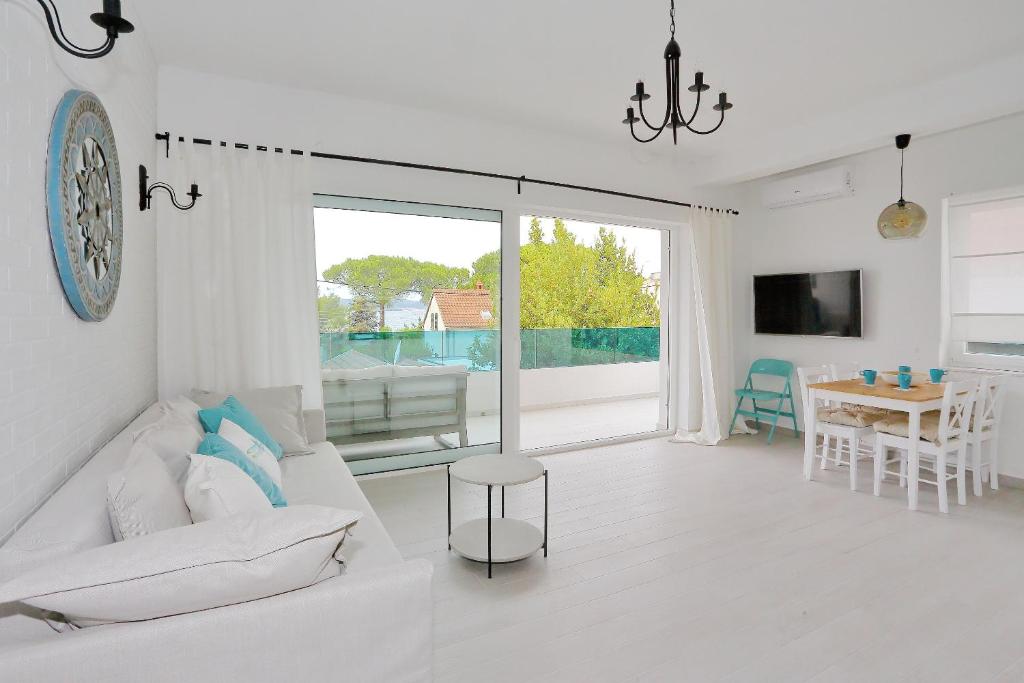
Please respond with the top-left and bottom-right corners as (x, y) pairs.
(317, 291), (349, 332)
(348, 296), (379, 332)
(518, 219), (659, 329)
(322, 255), (469, 330)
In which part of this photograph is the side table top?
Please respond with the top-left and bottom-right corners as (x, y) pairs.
(449, 454), (544, 486)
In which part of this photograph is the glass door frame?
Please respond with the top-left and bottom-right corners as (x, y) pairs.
(506, 203), (682, 455)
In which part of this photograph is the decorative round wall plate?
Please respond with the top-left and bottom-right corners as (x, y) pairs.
(46, 90), (123, 322)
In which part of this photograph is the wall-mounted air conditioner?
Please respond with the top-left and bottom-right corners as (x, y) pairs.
(761, 165), (855, 209)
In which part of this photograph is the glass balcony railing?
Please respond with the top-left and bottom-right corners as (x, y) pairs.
(319, 327), (660, 372)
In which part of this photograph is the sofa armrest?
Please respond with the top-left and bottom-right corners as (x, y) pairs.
(303, 408), (327, 444)
(0, 559), (433, 683)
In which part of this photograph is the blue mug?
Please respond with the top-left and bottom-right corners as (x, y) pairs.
(929, 368), (945, 384)
(898, 365), (911, 373)
(860, 369), (877, 386)
(898, 372), (913, 390)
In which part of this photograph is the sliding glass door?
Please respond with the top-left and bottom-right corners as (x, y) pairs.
(313, 195), (501, 474)
(518, 215), (669, 450)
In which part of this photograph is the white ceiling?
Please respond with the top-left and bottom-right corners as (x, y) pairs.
(133, 0), (1024, 184)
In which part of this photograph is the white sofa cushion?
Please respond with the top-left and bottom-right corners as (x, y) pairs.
(281, 441), (402, 571)
(184, 454), (273, 523)
(158, 395), (204, 434)
(0, 506), (360, 627)
(106, 446), (191, 542)
(190, 385), (313, 456)
(132, 412), (203, 488)
(216, 418), (283, 487)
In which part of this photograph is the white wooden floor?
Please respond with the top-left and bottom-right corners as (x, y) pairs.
(359, 431), (1024, 682)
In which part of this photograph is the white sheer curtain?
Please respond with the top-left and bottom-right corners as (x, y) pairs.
(671, 207), (751, 445)
(157, 139), (322, 408)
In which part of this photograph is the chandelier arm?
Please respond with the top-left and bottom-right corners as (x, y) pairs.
(629, 119), (666, 144)
(637, 58), (674, 132)
(34, 0), (117, 58)
(685, 109), (726, 135)
(680, 88), (703, 128)
(637, 96), (667, 133)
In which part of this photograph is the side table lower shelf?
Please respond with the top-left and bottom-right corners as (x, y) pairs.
(449, 518), (544, 564)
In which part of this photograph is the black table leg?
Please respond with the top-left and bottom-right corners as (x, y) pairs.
(487, 484), (493, 578)
(447, 465), (451, 550)
(501, 485), (505, 518)
(543, 470), (548, 557)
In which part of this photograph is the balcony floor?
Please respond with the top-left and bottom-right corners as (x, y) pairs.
(334, 396), (662, 463)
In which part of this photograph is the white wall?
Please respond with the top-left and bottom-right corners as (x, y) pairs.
(731, 112), (1024, 478)
(0, 2), (158, 539)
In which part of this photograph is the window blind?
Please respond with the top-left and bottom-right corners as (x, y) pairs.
(948, 194), (1024, 344)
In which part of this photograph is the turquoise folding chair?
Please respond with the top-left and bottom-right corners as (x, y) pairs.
(729, 358), (800, 444)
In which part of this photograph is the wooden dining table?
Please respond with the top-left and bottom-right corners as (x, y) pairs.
(803, 378), (947, 510)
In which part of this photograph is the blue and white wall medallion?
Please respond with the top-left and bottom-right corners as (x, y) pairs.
(46, 90), (123, 322)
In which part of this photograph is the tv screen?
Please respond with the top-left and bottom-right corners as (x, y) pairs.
(754, 270), (862, 337)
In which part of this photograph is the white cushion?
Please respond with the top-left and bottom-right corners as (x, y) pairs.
(106, 445), (192, 542)
(189, 385), (313, 456)
(0, 506), (361, 627)
(159, 395), (204, 434)
(217, 418), (283, 487)
(183, 454), (273, 523)
(133, 413), (203, 488)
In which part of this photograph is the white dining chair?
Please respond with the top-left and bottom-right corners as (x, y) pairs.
(872, 380), (978, 514)
(828, 362), (861, 381)
(797, 365), (876, 491)
(965, 374), (1008, 496)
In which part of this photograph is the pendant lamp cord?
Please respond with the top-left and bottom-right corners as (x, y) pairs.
(899, 148), (905, 203)
(669, 0), (676, 37)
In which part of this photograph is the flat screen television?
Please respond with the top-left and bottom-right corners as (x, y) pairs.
(753, 270), (862, 337)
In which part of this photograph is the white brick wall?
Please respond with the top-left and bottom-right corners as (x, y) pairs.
(0, 1), (158, 540)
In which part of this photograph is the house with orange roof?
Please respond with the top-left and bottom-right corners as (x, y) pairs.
(422, 283), (494, 331)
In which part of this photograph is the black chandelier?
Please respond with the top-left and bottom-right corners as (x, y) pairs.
(34, 0), (134, 59)
(622, 0), (732, 144)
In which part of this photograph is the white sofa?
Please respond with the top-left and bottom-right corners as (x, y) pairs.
(0, 403), (433, 682)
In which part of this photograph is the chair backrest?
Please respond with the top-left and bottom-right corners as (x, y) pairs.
(749, 358), (794, 379)
(796, 365), (831, 430)
(829, 362), (861, 381)
(972, 374), (1009, 434)
(938, 380), (978, 444)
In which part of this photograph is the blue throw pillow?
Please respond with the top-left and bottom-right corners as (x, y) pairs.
(198, 396), (284, 460)
(196, 434), (288, 508)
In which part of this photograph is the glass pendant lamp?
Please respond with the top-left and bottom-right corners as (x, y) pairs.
(878, 134), (927, 239)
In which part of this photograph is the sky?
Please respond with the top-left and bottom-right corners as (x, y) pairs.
(314, 207), (664, 304)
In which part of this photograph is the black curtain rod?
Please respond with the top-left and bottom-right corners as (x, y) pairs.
(154, 132), (739, 216)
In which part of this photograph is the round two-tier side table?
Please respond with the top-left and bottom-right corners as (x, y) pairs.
(447, 454), (548, 578)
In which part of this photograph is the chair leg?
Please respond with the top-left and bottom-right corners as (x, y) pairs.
(972, 438), (983, 497)
(819, 434), (830, 469)
(873, 440), (884, 497)
(956, 445), (967, 506)
(936, 450), (949, 514)
(899, 453), (907, 488)
(788, 394), (800, 437)
(990, 433), (1000, 491)
(752, 399), (760, 429)
(834, 436), (844, 466)
(766, 415), (779, 445)
(727, 398), (742, 437)
(849, 434), (860, 492)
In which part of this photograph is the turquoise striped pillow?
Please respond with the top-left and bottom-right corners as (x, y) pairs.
(198, 396), (284, 460)
(196, 434), (288, 508)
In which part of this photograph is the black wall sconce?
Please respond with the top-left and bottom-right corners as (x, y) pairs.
(139, 165), (202, 212)
(34, 0), (134, 59)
